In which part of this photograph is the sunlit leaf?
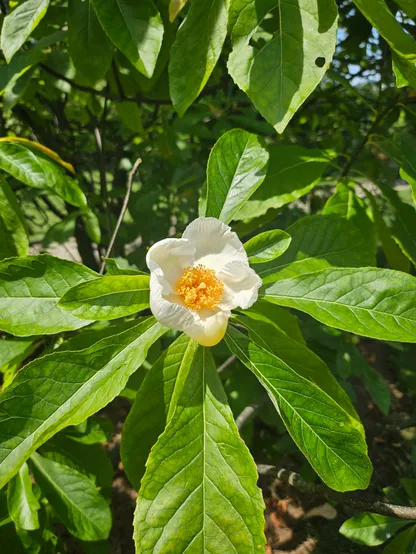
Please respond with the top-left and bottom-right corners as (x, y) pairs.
(339, 513), (410, 546)
(134, 347), (266, 552)
(206, 129), (269, 223)
(0, 317), (166, 487)
(261, 267), (416, 342)
(7, 462), (40, 531)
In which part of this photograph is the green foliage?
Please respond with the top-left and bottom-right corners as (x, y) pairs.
(206, 129), (269, 223)
(1, 0), (416, 551)
(225, 325), (372, 491)
(30, 452), (111, 541)
(59, 274), (150, 320)
(339, 513), (411, 546)
(262, 267), (416, 342)
(134, 347), (266, 552)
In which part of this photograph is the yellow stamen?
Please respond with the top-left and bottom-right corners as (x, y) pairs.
(176, 265), (223, 311)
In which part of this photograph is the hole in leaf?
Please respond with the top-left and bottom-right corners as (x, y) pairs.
(315, 57), (326, 68)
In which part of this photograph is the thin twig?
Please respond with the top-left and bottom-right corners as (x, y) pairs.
(40, 63), (170, 105)
(257, 466), (416, 521)
(100, 157), (142, 274)
(92, 123), (112, 248)
(338, 95), (401, 181)
(236, 395), (268, 430)
(217, 355), (236, 374)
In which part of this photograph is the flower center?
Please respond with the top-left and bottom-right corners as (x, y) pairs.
(176, 264), (224, 311)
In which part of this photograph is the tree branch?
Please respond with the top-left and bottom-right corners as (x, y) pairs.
(257, 466), (416, 521)
(40, 63), (171, 105)
(100, 157), (142, 274)
(338, 95), (401, 181)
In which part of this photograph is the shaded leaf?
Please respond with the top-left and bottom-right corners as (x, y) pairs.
(353, 0), (416, 60)
(68, 0), (114, 85)
(121, 334), (198, 490)
(253, 214), (375, 284)
(235, 146), (333, 220)
(7, 462), (40, 531)
(383, 525), (416, 554)
(30, 452), (111, 541)
(235, 314), (361, 426)
(0, 177), (28, 260)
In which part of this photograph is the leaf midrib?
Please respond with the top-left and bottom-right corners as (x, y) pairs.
(260, 290), (416, 325)
(0, 320), (162, 485)
(227, 331), (368, 488)
(31, 454), (103, 535)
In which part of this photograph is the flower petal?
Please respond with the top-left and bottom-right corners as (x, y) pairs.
(149, 274), (195, 330)
(182, 217), (247, 272)
(217, 261), (262, 310)
(146, 238), (195, 293)
(185, 309), (230, 347)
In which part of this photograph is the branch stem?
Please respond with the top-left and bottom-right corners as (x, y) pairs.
(257, 466), (416, 521)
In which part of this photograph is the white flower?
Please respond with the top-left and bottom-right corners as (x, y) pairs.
(146, 217), (262, 346)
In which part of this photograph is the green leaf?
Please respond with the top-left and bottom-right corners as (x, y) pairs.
(169, 0), (228, 116)
(91, 0), (164, 78)
(383, 525), (416, 554)
(205, 129), (269, 224)
(0, 141), (87, 208)
(102, 257), (146, 276)
(242, 301), (306, 345)
(7, 462), (40, 531)
(395, 0), (416, 18)
(68, 0), (114, 85)
(0, 316), (166, 487)
(0, 255), (99, 336)
(225, 325), (372, 491)
(393, 53), (416, 89)
(234, 314), (362, 426)
(234, 146), (333, 220)
(366, 191), (411, 273)
(121, 334), (198, 490)
(40, 435), (113, 488)
(0, 177), (28, 259)
(261, 267), (416, 343)
(244, 229), (291, 264)
(323, 182), (376, 241)
(0, 338), (35, 372)
(379, 183), (416, 267)
(253, 214), (375, 284)
(82, 209), (102, 244)
(339, 513), (410, 546)
(30, 452), (111, 541)
(401, 479), (416, 504)
(0, 0), (50, 62)
(43, 214), (77, 248)
(353, 0), (416, 61)
(392, 133), (416, 206)
(337, 343), (390, 415)
(134, 347), (266, 552)
(61, 416), (113, 445)
(228, 0), (338, 133)
(59, 275), (150, 321)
